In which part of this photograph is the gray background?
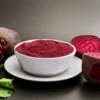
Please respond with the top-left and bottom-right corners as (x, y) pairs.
(0, 0), (100, 41)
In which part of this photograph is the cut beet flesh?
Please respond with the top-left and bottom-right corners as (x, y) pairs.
(91, 63), (100, 80)
(85, 53), (100, 59)
(71, 35), (100, 55)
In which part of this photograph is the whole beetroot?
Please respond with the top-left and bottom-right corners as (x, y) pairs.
(0, 27), (21, 62)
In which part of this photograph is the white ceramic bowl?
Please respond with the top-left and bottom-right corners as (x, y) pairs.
(14, 39), (76, 76)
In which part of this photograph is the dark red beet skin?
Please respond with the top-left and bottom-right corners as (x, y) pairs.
(71, 35), (100, 57)
(16, 40), (74, 58)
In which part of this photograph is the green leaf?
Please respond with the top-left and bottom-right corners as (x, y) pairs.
(0, 87), (13, 98)
(0, 64), (4, 68)
(0, 78), (14, 98)
(0, 78), (14, 89)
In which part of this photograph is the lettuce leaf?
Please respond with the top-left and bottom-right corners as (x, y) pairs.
(0, 78), (14, 98)
(0, 78), (14, 89)
(0, 87), (13, 98)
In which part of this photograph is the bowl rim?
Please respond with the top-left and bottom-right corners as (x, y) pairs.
(14, 39), (76, 59)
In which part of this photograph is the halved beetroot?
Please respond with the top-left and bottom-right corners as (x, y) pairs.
(71, 35), (100, 58)
(82, 53), (100, 85)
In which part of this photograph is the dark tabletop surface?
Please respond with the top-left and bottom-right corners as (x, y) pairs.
(1, 69), (100, 100)
(0, 0), (100, 100)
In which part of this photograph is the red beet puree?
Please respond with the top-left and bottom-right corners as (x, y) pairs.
(16, 40), (74, 58)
